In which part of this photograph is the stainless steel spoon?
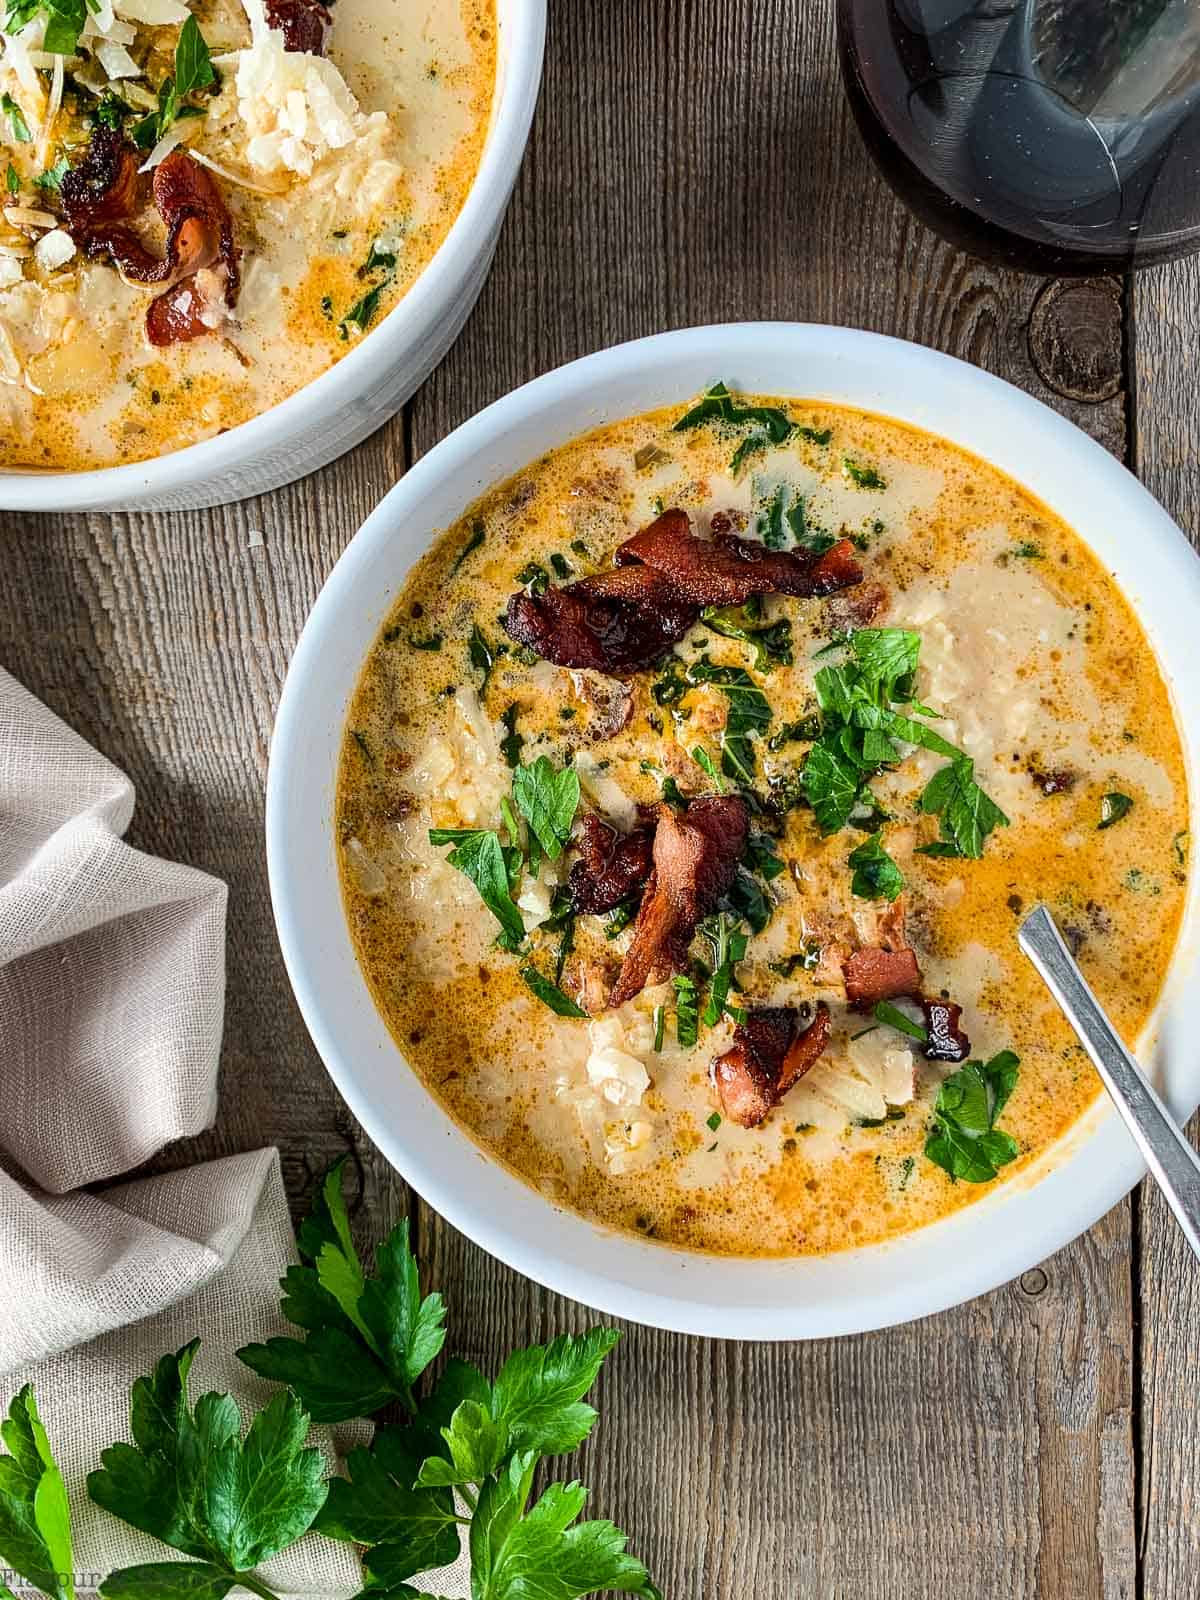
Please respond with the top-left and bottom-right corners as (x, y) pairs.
(1018, 904), (1200, 1261)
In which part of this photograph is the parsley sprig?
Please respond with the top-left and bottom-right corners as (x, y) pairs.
(0, 1165), (657, 1600)
(925, 1051), (1021, 1183)
(801, 627), (1008, 857)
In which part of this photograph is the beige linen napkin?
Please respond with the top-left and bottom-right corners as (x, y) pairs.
(0, 667), (469, 1598)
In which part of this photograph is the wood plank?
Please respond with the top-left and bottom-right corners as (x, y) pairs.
(410, 2), (1137, 1596)
(0, 422), (409, 1224)
(1129, 254), (1200, 1597)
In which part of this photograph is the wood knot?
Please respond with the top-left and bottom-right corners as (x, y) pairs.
(1019, 1266), (1049, 1298)
(1027, 277), (1123, 403)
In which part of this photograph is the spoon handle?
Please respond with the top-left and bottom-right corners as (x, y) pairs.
(1018, 905), (1200, 1261)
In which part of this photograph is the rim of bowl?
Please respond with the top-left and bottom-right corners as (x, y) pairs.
(0, 0), (547, 511)
(268, 322), (1200, 1339)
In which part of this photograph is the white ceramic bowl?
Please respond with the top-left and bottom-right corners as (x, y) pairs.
(0, 0), (546, 515)
(268, 323), (1200, 1339)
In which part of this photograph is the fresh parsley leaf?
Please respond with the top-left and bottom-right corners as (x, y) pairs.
(174, 14), (215, 99)
(472, 1465), (660, 1600)
(512, 756), (580, 860)
(848, 627), (920, 688)
(925, 1051), (1021, 1183)
(314, 1427), (461, 1587)
(847, 832), (904, 902)
(238, 1160), (446, 1420)
(691, 744), (724, 791)
(673, 973), (699, 1048)
(686, 657), (771, 785)
(1099, 791), (1133, 830)
(428, 827), (525, 950)
(1, 94), (31, 143)
(673, 381), (793, 445)
(519, 964), (588, 1017)
(919, 756), (1009, 859)
(452, 519), (486, 573)
(4, 161), (17, 195)
(0, 1387), (74, 1600)
(873, 1000), (927, 1041)
(32, 157), (68, 190)
(88, 1344), (327, 1598)
(699, 913), (748, 1026)
(802, 731), (866, 833)
(843, 457), (887, 489)
(499, 703), (523, 768)
(341, 284), (385, 336)
(729, 432), (768, 477)
(515, 561), (550, 595)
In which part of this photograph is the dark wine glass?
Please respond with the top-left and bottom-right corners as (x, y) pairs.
(837, 0), (1200, 274)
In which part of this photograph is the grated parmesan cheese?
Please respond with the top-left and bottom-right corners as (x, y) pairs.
(232, 0), (384, 177)
(33, 228), (75, 271)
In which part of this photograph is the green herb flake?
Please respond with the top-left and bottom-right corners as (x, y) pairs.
(519, 964), (588, 1018)
(512, 755), (581, 861)
(340, 284), (386, 337)
(847, 832), (904, 902)
(549, 551), (572, 580)
(873, 1000), (927, 1042)
(652, 1004), (665, 1053)
(691, 744), (725, 792)
(706, 1111), (722, 1132)
(359, 239), (397, 277)
(797, 425), (833, 446)
(428, 827), (525, 950)
(843, 457), (887, 490)
(1098, 791), (1133, 830)
(351, 729), (373, 765)
(673, 381), (794, 445)
(673, 974), (699, 1048)
(4, 161), (17, 195)
(1, 94), (31, 143)
(32, 156), (67, 191)
(499, 703), (522, 768)
(686, 656), (771, 786)
(515, 561), (550, 596)
(451, 519), (486, 573)
(409, 633), (443, 652)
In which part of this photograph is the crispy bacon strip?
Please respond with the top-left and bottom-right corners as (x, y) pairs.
(66, 138), (239, 346)
(616, 510), (863, 604)
(568, 813), (655, 915)
(505, 564), (697, 675)
(843, 946), (922, 1009)
(608, 794), (747, 1006)
(59, 128), (140, 228)
(503, 509), (863, 675)
(266, 0), (332, 53)
(922, 999), (971, 1064)
(712, 1004), (832, 1127)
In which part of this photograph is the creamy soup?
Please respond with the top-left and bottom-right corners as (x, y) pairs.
(0, 0), (494, 469)
(337, 392), (1189, 1257)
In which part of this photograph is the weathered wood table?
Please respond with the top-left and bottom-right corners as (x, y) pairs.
(3, 3), (1198, 1594)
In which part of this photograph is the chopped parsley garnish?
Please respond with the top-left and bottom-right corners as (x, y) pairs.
(686, 657), (771, 786)
(499, 703), (522, 767)
(604, 893), (641, 938)
(94, 92), (130, 130)
(847, 832), (904, 902)
(511, 756), (580, 861)
(1098, 791), (1133, 830)
(673, 973), (700, 1048)
(32, 156), (67, 190)
(515, 560), (550, 595)
(918, 757), (1008, 860)
(549, 551), (572, 579)
(1, 93), (31, 143)
(359, 239), (397, 277)
(843, 457), (887, 490)
(873, 1000), (927, 1041)
(691, 745), (724, 791)
(340, 284), (385, 337)
(4, 162), (17, 195)
(519, 963), (588, 1017)
(452, 519), (486, 573)
(132, 15), (215, 148)
(768, 716), (821, 751)
(925, 1051), (1021, 1183)
(5, 0), (86, 54)
(673, 381), (794, 445)
(706, 1111), (722, 1132)
(699, 913), (748, 1026)
(800, 627), (1007, 855)
(730, 433), (769, 478)
(428, 827), (524, 951)
(468, 624), (497, 688)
